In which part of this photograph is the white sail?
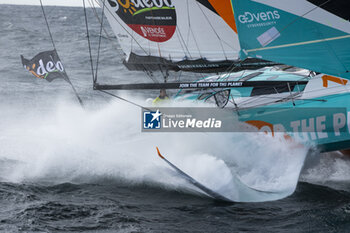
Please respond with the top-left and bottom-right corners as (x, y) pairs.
(97, 0), (255, 72)
(102, 0), (238, 59)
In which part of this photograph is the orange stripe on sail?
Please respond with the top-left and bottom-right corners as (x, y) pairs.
(208, 0), (237, 33)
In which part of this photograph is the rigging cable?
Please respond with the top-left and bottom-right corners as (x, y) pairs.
(261, 0), (332, 48)
(39, 0), (84, 107)
(94, 0), (106, 84)
(82, 1), (160, 109)
(244, 0), (348, 76)
(88, 0), (124, 62)
(81, 3), (153, 111)
(98, 90), (147, 109)
(89, 0), (161, 84)
(186, 0), (203, 58)
(92, 0), (148, 54)
(83, 0), (96, 86)
(195, 1), (227, 60)
(39, 0), (56, 50)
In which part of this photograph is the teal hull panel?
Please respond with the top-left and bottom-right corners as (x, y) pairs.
(238, 93), (350, 152)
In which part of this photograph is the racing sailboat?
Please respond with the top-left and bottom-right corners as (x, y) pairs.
(91, 0), (279, 89)
(232, 0), (350, 153)
(85, 0), (310, 202)
(177, 0), (350, 153)
(89, 0), (350, 152)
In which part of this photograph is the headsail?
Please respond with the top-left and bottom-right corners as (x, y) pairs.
(231, 0), (350, 79)
(99, 0), (275, 73)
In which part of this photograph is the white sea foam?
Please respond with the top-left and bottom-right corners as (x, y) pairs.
(0, 96), (309, 202)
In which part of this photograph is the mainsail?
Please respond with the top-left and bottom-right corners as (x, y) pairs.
(98, 0), (275, 73)
(231, 0), (350, 79)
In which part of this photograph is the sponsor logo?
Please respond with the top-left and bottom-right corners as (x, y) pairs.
(238, 11), (280, 24)
(238, 11), (280, 28)
(107, 0), (176, 42)
(141, 26), (166, 38)
(143, 109), (162, 129)
(34, 59), (65, 77)
(21, 50), (68, 82)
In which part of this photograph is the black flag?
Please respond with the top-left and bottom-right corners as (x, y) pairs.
(21, 49), (69, 82)
(21, 49), (84, 107)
